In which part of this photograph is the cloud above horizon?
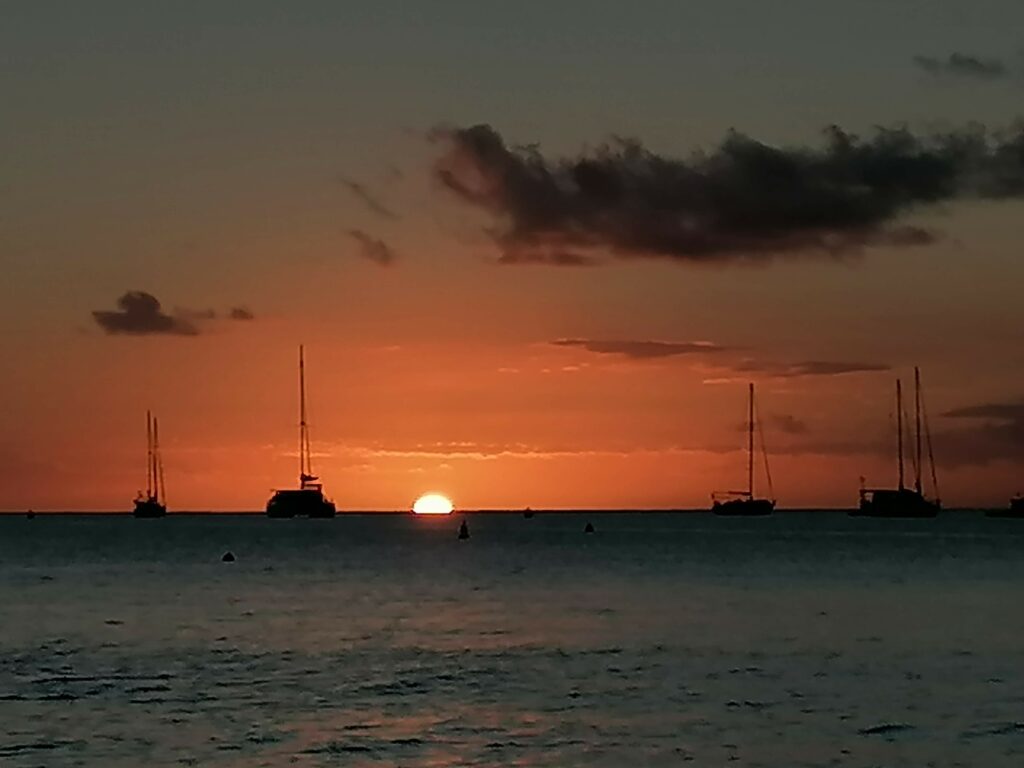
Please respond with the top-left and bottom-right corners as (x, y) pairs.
(433, 122), (1024, 266)
(913, 52), (1008, 81)
(92, 291), (199, 336)
(92, 292), (255, 336)
(551, 338), (889, 379)
(937, 399), (1024, 467)
(730, 359), (891, 379)
(348, 229), (399, 267)
(551, 338), (726, 358)
(341, 178), (399, 220)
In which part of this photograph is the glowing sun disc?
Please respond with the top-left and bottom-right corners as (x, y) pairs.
(412, 493), (454, 515)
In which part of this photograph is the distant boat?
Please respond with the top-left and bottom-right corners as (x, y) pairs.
(133, 410), (167, 518)
(986, 495), (1024, 519)
(523, 507), (535, 519)
(855, 368), (940, 518)
(712, 383), (776, 516)
(266, 346), (337, 519)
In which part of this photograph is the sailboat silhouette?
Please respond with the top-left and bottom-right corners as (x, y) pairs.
(133, 410), (167, 518)
(855, 367), (940, 518)
(266, 346), (337, 518)
(712, 383), (776, 516)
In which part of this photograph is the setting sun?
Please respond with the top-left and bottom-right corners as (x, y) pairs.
(412, 493), (454, 515)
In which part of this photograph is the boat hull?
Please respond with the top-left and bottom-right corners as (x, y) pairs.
(986, 498), (1024, 518)
(266, 489), (336, 518)
(853, 489), (939, 518)
(133, 499), (167, 518)
(712, 498), (775, 516)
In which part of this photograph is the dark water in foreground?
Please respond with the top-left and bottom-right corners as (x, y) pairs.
(1, 511), (1023, 767)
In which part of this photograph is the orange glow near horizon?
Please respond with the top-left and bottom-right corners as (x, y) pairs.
(412, 493), (454, 515)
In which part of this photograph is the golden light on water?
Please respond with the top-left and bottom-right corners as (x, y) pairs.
(412, 493), (454, 515)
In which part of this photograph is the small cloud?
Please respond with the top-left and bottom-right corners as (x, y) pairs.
(552, 338), (727, 359)
(348, 229), (399, 267)
(731, 360), (890, 378)
(92, 291), (198, 336)
(914, 52), (1008, 80)
(340, 178), (399, 220)
(229, 306), (255, 321)
(944, 401), (1024, 420)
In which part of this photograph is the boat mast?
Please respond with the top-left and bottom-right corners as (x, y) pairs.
(914, 367), (922, 494)
(154, 416), (165, 505)
(896, 379), (905, 491)
(299, 345), (311, 486)
(146, 410), (153, 499)
(748, 382), (755, 498)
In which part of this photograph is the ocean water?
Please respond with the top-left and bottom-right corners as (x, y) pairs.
(1, 511), (1023, 767)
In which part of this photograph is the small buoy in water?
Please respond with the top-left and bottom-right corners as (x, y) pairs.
(584, 522), (595, 534)
(458, 520), (470, 540)
(222, 551), (236, 562)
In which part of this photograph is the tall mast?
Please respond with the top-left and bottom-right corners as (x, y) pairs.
(896, 379), (905, 491)
(154, 416), (165, 505)
(748, 382), (755, 498)
(146, 410), (153, 498)
(914, 366), (922, 494)
(299, 345), (310, 484)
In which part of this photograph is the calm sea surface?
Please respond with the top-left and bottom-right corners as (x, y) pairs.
(1, 511), (1023, 767)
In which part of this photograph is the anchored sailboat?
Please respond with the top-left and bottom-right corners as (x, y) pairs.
(133, 410), (167, 518)
(712, 383), (776, 516)
(855, 367), (940, 518)
(987, 495), (1024, 518)
(266, 346), (337, 519)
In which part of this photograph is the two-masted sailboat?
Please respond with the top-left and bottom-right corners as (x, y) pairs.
(133, 410), (167, 518)
(266, 346), (336, 518)
(855, 367), (940, 518)
(712, 383), (776, 516)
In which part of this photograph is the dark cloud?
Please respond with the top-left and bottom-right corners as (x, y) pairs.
(552, 338), (727, 359)
(914, 53), (1008, 80)
(937, 400), (1024, 467)
(732, 360), (891, 378)
(348, 229), (399, 267)
(92, 291), (199, 336)
(944, 401), (1024, 420)
(229, 306), (255, 321)
(432, 122), (1024, 265)
(341, 178), (399, 220)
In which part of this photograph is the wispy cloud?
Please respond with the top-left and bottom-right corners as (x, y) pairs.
(937, 399), (1024, 467)
(432, 122), (1024, 266)
(341, 178), (399, 220)
(348, 229), (399, 267)
(552, 338), (727, 359)
(914, 52), (1008, 80)
(730, 360), (891, 379)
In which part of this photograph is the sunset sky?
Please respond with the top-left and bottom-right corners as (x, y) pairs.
(3, 2), (1024, 510)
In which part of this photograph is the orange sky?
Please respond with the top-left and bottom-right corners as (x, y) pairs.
(3, 5), (1024, 511)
